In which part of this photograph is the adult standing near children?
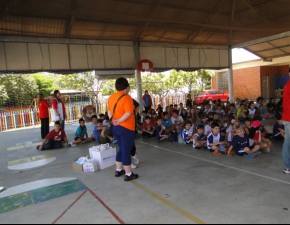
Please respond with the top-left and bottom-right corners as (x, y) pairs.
(142, 90), (152, 113)
(52, 90), (66, 130)
(37, 93), (51, 139)
(186, 93), (193, 109)
(282, 79), (290, 174)
(108, 77), (138, 181)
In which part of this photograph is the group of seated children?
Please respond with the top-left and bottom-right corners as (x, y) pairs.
(150, 100), (283, 158)
(36, 113), (116, 151)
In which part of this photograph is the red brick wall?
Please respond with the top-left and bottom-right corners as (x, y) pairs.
(260, 65), (289, 76)
(233, 67), (261, 100)
(213, 67), (261, 100)
(213, 65), (290, 101)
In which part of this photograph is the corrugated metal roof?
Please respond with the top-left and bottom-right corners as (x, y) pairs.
(244, 36), (290, 60)
(0, 0), (290, 60)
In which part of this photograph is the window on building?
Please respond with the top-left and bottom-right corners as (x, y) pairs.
(217, 72), (229, 90)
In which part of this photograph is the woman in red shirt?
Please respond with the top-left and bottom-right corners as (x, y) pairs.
(37, 94), (51, 139)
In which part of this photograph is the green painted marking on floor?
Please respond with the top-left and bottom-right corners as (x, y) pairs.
(0, 179), (87, 214)
(29, 179), (87, 204)
(8, 154), (54, 166)
(0, 192), (32, 214)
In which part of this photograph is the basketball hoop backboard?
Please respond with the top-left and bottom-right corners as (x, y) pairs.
(137, 59), (153, 72)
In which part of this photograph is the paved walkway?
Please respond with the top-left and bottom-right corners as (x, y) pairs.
(0, 119), (289, 224)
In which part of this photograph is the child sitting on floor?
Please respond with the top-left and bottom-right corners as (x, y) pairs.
(227, 125), (261, 158)
(204, 117), (214, 137)
(93, 119), (116, 144)
(237, 104), (248, 122)
(226, 118), (236, 145)
(248, 102), (258, 119)
(273, 115), (285, 140)
(260, 100), (275, 120)
(156, 117), (169, 142)
(180, 120), (193, 144)
(207, 122), (227, 155)
(72, 118), (92, 145)
(90, 115), (98, 140)
(142, 116), (156, 138)
(249, 120), (272, 153)
(192, 125), (207, 149)
(244, 117), (252, 136)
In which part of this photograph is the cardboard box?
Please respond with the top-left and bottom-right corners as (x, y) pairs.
(90, 147), (116, 170)
(72, 159), (84, 171)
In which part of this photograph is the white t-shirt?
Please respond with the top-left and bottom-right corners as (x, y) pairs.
(207, 132), (223, 149)
(204, 124), (212, 136)
(215, 109), (225, 116)
(226, 125), (233, 142)
(189, 124), (195, 135)
(248, 108), (256, 116)
(102, 120), (109, 127)
(204, 108), (213, 114)
(90, 122), (96, 135)
(171, 116), (184, 125)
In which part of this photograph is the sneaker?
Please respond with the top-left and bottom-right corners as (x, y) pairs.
(115, 169), (125, 177)
(132, 155), (139, 165)
(283, 168), (290, 174)
(131, 163), (137, 169)
(213, 151), (222, 156)
(124, 173), (139, 182)
(137, 130), (143, 134)
(263, 148), (270, 153)
(111, 138), (117, 144)
(244, 153), (255, 158)
(254, 151), (262, 156)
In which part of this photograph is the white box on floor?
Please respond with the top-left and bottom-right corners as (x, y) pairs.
(83, 159), (99, 172)
(89, 147), (116, 170)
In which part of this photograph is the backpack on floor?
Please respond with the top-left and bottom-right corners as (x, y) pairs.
(177, 132), (185, 144)
(169, 131), (178, 142)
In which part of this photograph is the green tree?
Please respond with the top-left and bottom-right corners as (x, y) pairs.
(164, 69), (184, 95)
(101, 79), (116, 96)
(180, 69), (214, 95)
(0, 74), (39, 107)
(58, 72), (106, 106)
(31, 73), (59, 96)
(0, 84), (8, 108)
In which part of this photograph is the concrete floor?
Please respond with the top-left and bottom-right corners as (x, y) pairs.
(0, 120), (290, 224)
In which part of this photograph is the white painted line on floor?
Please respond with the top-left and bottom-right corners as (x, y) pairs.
(0, 178), (77, 198)
(136, 140), (290, 186)
(8, 157), (56, 170)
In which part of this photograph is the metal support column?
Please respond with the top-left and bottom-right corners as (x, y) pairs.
(228, 46), (234, 103)
(134, 41), (143, 113)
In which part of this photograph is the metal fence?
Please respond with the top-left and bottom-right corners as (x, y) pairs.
(0, 94), (189, 131)
(0, 103), (88, 131)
